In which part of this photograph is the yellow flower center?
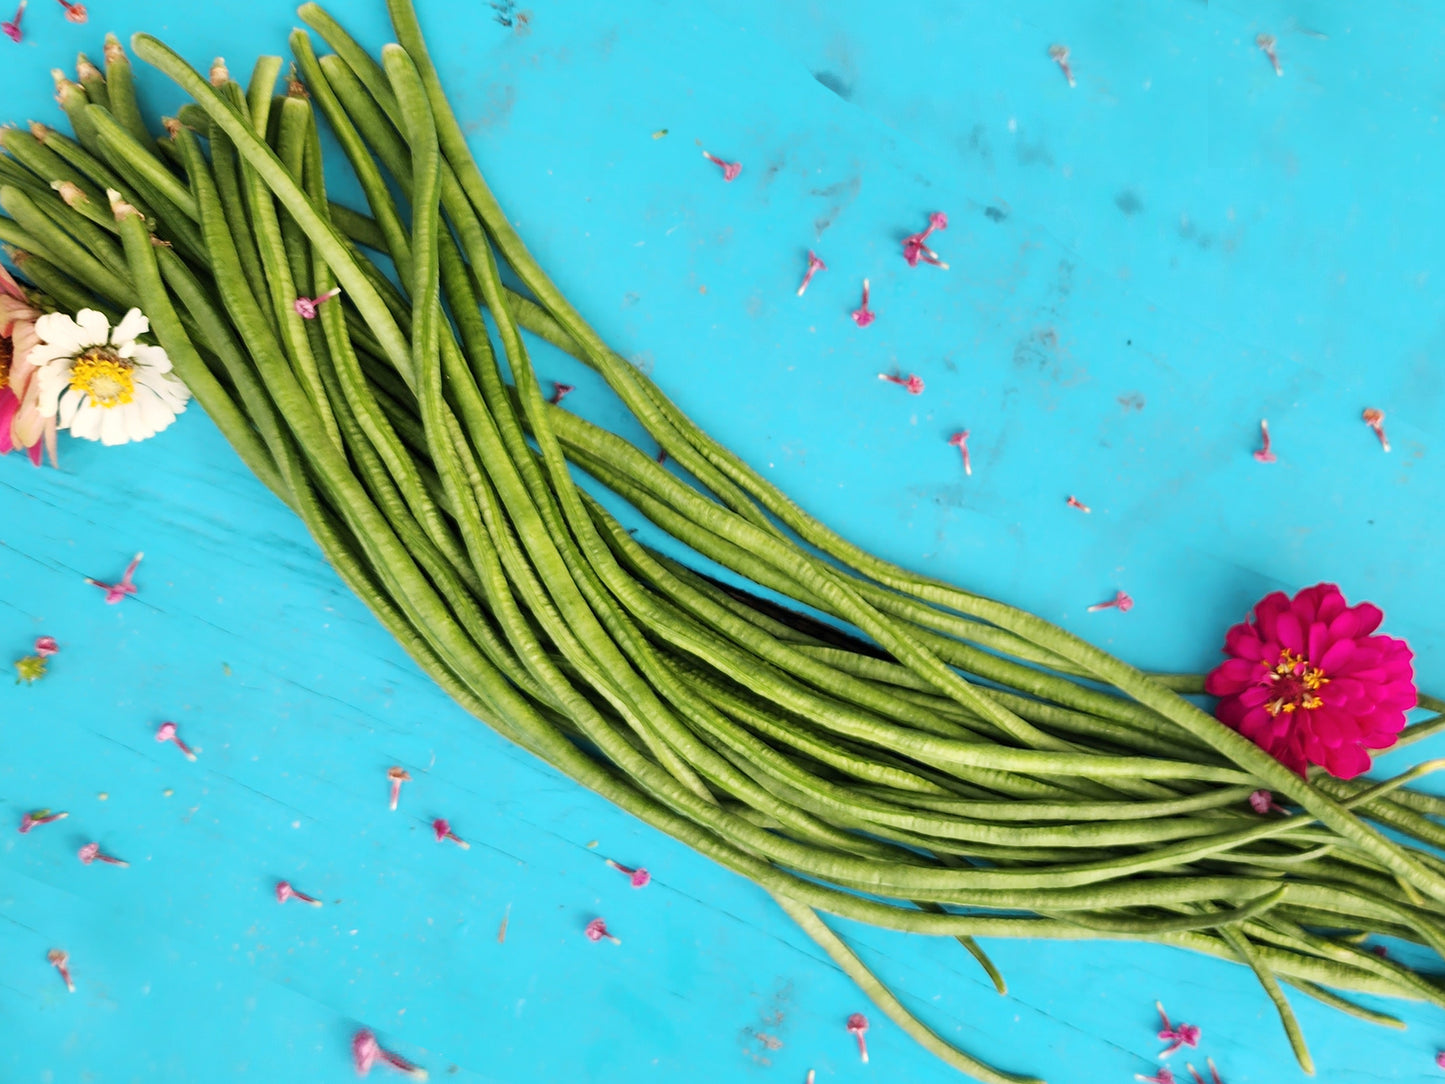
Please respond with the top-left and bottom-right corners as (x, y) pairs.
(1264, 648), (1330, 716)
(69, 347), (135, 408)
(0, 335), (12, 389)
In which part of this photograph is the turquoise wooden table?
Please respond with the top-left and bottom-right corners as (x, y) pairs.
(4, 1), (1445, 1080)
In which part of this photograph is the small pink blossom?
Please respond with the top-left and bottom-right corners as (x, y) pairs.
(351, 1028), (427, 1079)
(1, 1), (26, 42)
(1363, 408), (1390, 452)
(878, 372), (924, 395)
(56, 0), (85, 22)
(850, 279), (875, 327)
(1205, 583), (1416, 779)
(585, 917), (620, 944)
(1088, 590), (1134, 613)
(1257, 33), (1282, 76)
(33, 635), (58, 657)
(387, 766), (411, 811)
(605, 858), (651, 888)
(432, 817), (469, 849)
(701, 150), (741, 182)
(846, 1013), (869, 1063)
(1253, 418), (1276, 462)
(293, 287), (342, 320)
(48, 949), (74, 992)
(276, 880), (323, 907)
(156, 720), (197, 761)
(1249, 789), (1284, 815)
(796, 251), (826, 297)
(901, 211), (949, 269)
(1049, 44), (1076, 87)
(78, 842), (128, 867)
(19, 809), (67, 833)
(1136, 1071), (1175, 1084)
(548, 382), (574, 406)
(86, 552), (143, 604)
(1156, 1001), (1200, 1058)
(946, 430), (972, 476)
(1066, 495), (1091, 513)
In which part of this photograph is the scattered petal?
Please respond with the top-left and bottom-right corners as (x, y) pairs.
(1088, 590), (1134, 614)
(548, 382), (574, 406)
(796, 251), (826, 297)
(56, 0), (85, 22)
(432, 817), (469, 849)
(155, 720), (197, 761)
(1, 0), (26, 42)
(48, 949), (74, 992)
(1066, 495), (1091, 513)
(1156, 1001), (1201, 1058)
(78, 841), (128, 867)
(293, 287), (342, 320)
(605, 858), (651, 888)
(19, 809), (67, 833)
(1048, 44), (1076, 87)
(276, 880), (323, 906)
(701, 150), (741, 182)
(850, 279), (874, 327)
(85, 552), (143, 604)
(388, 766), (411, 811)
(585, 916), (620, 944)
(947, 430), (972, 476)
(901, 212), (949, 269)
(1257, 33), (1282, 76)
(1362, 408), (1390, 452)
(847, 1013), (869, 1063)
(1253, 419), (1276, 463)
(878, 372), (924, 395)
(352, 1028), (428, 1079)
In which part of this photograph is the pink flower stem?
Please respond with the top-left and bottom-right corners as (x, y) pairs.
(48, 949), (74, 992)
(1155, 1001), (1201, 1057)
(1049, 44), (1076, 87)
(701, 150), (741, 182)
(156, 721), (197, 761)
(1257, 33), (1282, 76)
(432, 818), (470, 849)
(19, 809), (68, 833)
(85, 551), (143, 604)
(387, 767), (411, 811)
(79, 842), (128, 867)
(276, 880), (323, 907)
(293, 287), (342, 319)
(55, 0), (86, 23)
(851, 279), (875, 327)
(1066, 495), (1091, 513)
(1362, 408), (1390, 452)
(1253, 418), (1276, 462)
(846, 1013), (869, 1063)
(878, 372), (924, 395)
(604, 858), (652, 888)
(947, 430), (972, 476)
(548, 382), (574, 405)
(1087, 590), (1134, 613)
(796, 251), (826, 297)
(2, 0), (26, 43)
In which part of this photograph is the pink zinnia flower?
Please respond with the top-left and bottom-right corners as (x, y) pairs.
(1205, 583), (1415, 779)
(0, 261), (56, 467)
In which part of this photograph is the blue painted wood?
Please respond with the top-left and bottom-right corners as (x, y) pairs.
(3, 1), (1444, 1080)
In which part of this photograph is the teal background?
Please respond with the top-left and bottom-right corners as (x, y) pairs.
(4, 0), (1445, 1080)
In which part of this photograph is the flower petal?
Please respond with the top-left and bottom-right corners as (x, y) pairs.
(109, 308), (149, 346)
(100, 404), (128, 446)
(1224, 623), (1268, 661)
(1275, 611), (1305, 654)
(32, 311), (87, 353)
(69, 401), (103, 441)
(71, 309), (112, 350)
(57, 387), (84, 429)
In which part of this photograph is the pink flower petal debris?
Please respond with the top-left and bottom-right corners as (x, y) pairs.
(947, 430), (972, 476)
(387, 766), (411, 811)
(1136, 1070), (1176, 1084)
(33, 635), (58, 656)
(585, 917), (620, 944)
(701, 150), (741, 182)
(797, 251), (826, 297)
(432, 817), (470, 849)
(156, 720), (197, 761)
(605, 858), (651, 888)
(1049, 44), (1076, 87)
(276, 880), (323, 907)
(1087, 590), (1134, 614)
(1155, 1001), (1200, 1058)
(878, 372), (924, 395)
(57, 0), (85, 22)
(847, 1013), (869, 1063)
(1363, 408), (1390, 452)
(1, 1), (26, 43)
(1205, 583), (1416, 779)
(19, 809), (67, 833)
(1257, 33), (1282, 76)
(293, 287), (341, 320)
(851, 279), (874, 327)
(86, 552), (143, 604)
(902, 211), (949, 268)
(78, 842), (128, 867)
(49, 949), (74, 992)
(1253, 419), (1276, 463)
(351, 1028), (428, 1079)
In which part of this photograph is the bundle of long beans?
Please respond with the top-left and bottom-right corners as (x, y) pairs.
(4, 5), (1445, 1077)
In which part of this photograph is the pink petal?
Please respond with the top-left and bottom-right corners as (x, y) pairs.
(1325, 743), (1372, 780)
(1317, 639), (1356, 674)
(1205, 658), (1259, 695)
(1224, 623), (1267, 661)
(1275, 611), (1305, 654)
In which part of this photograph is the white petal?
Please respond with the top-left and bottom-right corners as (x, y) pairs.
(58, 388), (84, 428)
(36, 366), (70, 418)
(70, 402), (103, 441)
(123, 401), (155, 441)
(26, 342), (80, 368)
(72, 309), (112, 350)
(110, 308), (149, 347)
(131, 385), (170, 435)
(128, 343), (173, 374)
(33, 312), (85, 352)
(138, 368), (189, 409)
(100, 404), (128, 445)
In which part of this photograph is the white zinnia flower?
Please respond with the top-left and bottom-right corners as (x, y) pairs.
(31, 308), (191, 446)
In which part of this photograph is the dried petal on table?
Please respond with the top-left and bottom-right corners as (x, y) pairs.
(1087, 590), (1134, 613)
(48, 949), (74, 992)
(585, 917), (620, 944)
(19, 809), (67, 833)
(1155, 1001), (1200, 1057)
(604, 858), (651, 888)
(1048, 44), (1076, 87)
(388, 766), (412, 811)
(1253, 418), (1276, 463)
(847, 1013), (869, 1063)
(850, 279), (874, 327)
(156, 720), (197, 761)
(1362, 408), (1390, 452)
(878, 372), (924, 395)
(85, 551), (143, 605)
(701, 150), (741, 182)
(432, 817), (470, 849)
